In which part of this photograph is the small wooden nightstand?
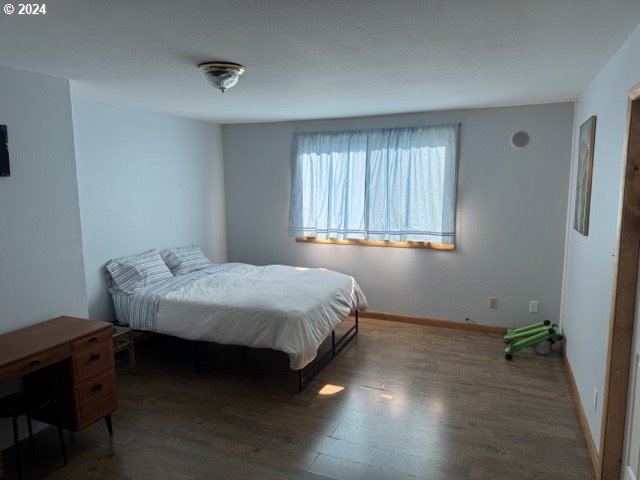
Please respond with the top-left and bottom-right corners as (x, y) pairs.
(112, 325), (136, 374)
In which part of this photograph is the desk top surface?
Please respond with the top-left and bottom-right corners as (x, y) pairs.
(0, 316), (111, 367)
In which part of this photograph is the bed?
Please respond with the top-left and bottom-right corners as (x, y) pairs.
(106, 248), (367, 390)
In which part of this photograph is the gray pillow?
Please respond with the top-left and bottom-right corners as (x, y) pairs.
(160, 246), (212, 275)
(106, 249), (174, 293)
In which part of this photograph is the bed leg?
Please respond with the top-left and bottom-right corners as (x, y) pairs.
(194, 341), (202, 375)
(242, 346), (248, 372)
(355, 309), (359, 333)
(332, 330), (336, 357)
(161, 335), (168, 361)
(299, 370), (304, 392)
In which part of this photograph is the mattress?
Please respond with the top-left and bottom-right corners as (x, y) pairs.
(111, 263), (367, 370)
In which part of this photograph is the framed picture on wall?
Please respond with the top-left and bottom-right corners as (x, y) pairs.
(573, 115), (597, 236)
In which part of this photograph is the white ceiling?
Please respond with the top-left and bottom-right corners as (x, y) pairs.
(0, 1), (638, 124)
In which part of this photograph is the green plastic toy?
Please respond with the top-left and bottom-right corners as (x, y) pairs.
(504, 320), (563, 360)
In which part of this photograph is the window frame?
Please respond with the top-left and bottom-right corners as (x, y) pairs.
(289, 124), (460, 249)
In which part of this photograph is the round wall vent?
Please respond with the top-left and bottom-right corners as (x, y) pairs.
(511, 131), (530, 149)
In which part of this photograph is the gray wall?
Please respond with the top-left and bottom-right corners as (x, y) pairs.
(223, 103), (574, 328)
(561, 22), (640, 451)
(0, 65), (88, 333)
(0, 65), (88, 446)
(72, 98), (227, 323)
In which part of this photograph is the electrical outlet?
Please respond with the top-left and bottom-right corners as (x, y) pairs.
(593, 388), (598, 411)
(489, 297), (498, 309)
(529, 300), (539, 313)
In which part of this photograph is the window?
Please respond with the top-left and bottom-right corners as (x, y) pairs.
(288, 124), (459, 248)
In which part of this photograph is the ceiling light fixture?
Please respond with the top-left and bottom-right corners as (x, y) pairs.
(198, 61), (245, 93)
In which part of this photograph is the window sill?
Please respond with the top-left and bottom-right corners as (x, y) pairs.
(295, 237), (455, 250)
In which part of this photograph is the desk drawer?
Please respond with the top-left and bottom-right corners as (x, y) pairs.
(0, 345), (69, 382)
(73, 341), (114, 382)
(76, 368), (117, 429)
(71, 328), (111, 353)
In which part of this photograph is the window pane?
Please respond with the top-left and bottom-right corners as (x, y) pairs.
(292, 132), (367, 240)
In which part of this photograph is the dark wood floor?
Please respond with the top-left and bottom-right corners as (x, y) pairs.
(2, 317), (594, 479)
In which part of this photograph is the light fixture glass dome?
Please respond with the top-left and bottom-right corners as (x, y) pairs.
(198, 62), (245, 93)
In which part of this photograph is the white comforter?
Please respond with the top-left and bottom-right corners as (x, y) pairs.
(156, 264), (367, 370)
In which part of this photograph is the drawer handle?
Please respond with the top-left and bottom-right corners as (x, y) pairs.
(90, 354), (101, 362)
(29, 360), (40, 367)
(89, 336), (99, 343)
(91, 383), (103, 392)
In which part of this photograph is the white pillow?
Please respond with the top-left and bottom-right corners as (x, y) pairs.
(160, 246), (212, 275)
(106, 249), (174, 293)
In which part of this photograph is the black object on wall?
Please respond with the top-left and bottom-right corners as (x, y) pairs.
(0, 125), (9, 177)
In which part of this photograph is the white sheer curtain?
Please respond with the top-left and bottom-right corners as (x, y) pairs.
(289, 125), (459, 244)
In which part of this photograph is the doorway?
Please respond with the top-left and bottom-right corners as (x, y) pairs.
(600, 84), (640, 480)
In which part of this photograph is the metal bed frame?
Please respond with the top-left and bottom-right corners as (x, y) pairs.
(191, 310), (360, 392)
(297, 310), (359, 392)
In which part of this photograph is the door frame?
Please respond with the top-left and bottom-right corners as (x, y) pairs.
(599, 82), (640, 480)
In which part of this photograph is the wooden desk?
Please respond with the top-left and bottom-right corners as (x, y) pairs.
(0, 317), (117, 474)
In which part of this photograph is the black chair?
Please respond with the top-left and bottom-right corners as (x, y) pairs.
(0, 392), (68, 480)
